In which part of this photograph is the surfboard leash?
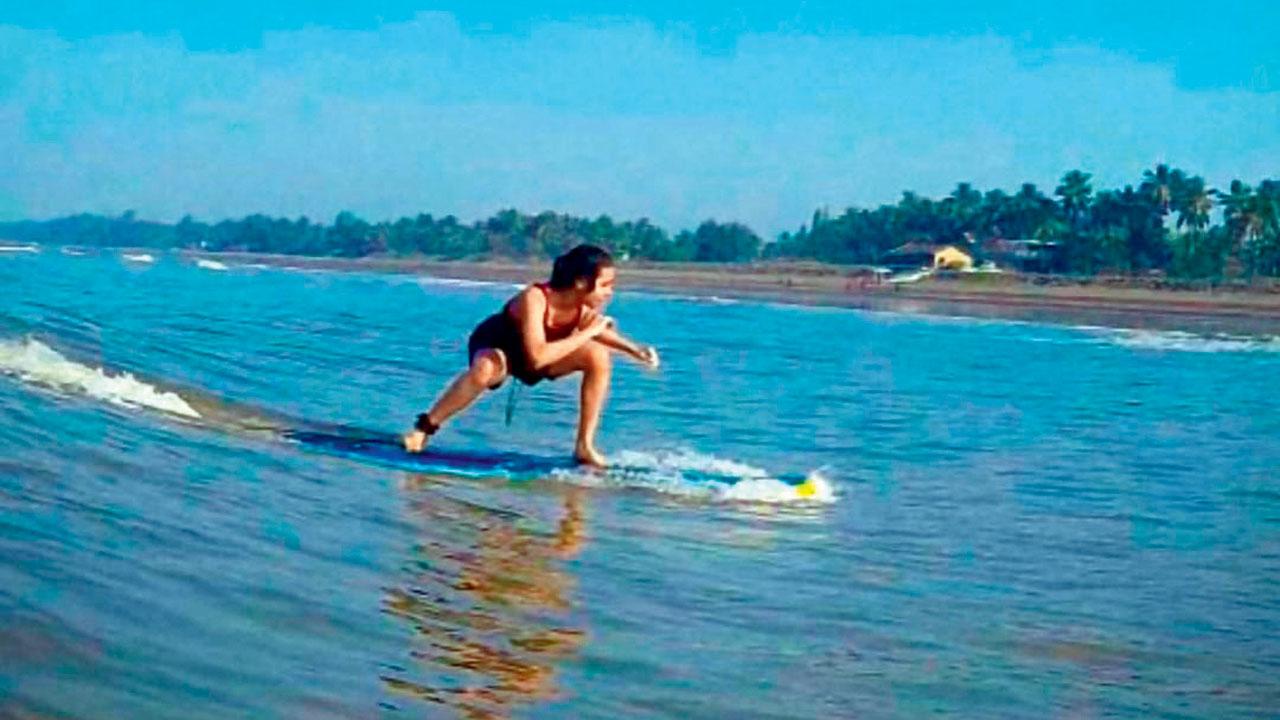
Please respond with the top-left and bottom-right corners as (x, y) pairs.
(504, 381), (521, 426)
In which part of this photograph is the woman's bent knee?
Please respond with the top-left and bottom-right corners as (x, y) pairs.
(471, 349), (508, 386)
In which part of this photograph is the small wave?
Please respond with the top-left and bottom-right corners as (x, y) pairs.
(122, 253), (155, 264)
(195, 259), (228, 271)
(1092, 328), (1280, 354)
(551, 448), (836, 504)
(418, 277), (519, 290)
(0, 337), (199, 418)
(671, 293), (741, 306)
(0, 244), (39, 253)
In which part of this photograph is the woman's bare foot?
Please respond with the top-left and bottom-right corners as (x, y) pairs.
(403, 429), (429, 453)
(574, 442), (607, 468)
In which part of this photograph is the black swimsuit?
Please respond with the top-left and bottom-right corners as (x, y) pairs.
(467, 284), (580, 386)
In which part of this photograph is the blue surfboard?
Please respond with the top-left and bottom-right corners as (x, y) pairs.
(282, 428), (822, 499)
(284, 429), (579, 480)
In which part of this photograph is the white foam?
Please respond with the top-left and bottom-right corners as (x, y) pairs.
(417, 277), (520, 290)
(551, 448), (836, 505)
(657, 292), (741, 306)
(0, 337), (200, 418)
(887, 268), (933, 284)
(0, 244), (38, 253)
(1092, 328), (1280, 354)
(723, 471), (836, 504)
(195, 258), (228, 271)
(612, 448), (769, 479)
(122, 253), (155, 263)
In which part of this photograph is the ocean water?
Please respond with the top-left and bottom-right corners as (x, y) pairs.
(1, 247), (1278, 719)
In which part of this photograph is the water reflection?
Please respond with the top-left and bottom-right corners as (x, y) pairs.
(382, 474), (587, 719)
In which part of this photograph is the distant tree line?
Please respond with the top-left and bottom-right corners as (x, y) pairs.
(771, 166), (1280, 279)
(2, 164), (1276, 279)
(0, 208), (762, 263)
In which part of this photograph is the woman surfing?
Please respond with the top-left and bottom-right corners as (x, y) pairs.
(403, 245), (660, 467)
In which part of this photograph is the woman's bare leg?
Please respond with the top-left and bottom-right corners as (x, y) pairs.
(544, 342), (612, 466)
(403, 349), (508, 452)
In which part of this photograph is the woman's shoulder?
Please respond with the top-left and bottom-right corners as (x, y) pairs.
(507, 283), (547, 316)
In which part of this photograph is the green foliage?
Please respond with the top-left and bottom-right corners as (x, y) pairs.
(0, 209), (763, 263)
(1, 166), (1276, 278)
(770, 167), (1279, 280)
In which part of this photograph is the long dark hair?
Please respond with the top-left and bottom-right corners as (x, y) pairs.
(549, 244), (614, 290)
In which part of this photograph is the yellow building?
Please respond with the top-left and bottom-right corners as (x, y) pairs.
(932, 245), (973, 271)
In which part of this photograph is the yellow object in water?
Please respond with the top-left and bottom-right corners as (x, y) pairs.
(795, 476), (818, 498)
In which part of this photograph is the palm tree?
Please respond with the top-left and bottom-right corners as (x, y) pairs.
(947, 182), (983, 221)
(1219, 180), (1260, 241)
(1091, 184), (1167, 272)
(1174, 176), (1214, 232)
(1257, 180), (1280, 235)
(1163, 176), (1213, 277)
(1141, 163), (1186, 215)
(894, 191), (938, 241)
(1252, 180), (1280, 275)
(979, 189), (1010, 238)
(1217, 180), (1264, 277)
(1009, 183), (1054, 238)
(939, 182), (983, 246)
(1055, 170), (1093, 227)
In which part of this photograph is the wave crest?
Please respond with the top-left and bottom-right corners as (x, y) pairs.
(0, 337), (200, 418)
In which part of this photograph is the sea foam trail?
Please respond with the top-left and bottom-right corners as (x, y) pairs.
(1089, 328), (1280, 354)
(553, 448), (836, 504)
(0, 337), (200, 418)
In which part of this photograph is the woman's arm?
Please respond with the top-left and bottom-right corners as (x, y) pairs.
(596, 326), (643, 359)
(595, 324), (660, 369)
(514, 289), (609, 370)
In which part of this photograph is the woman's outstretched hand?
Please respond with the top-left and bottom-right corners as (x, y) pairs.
(638, 345), (661, 371)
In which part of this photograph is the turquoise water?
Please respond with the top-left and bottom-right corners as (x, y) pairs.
(2, 247), (1279, 719)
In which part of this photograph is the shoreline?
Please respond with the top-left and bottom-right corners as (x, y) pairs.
(179, 250), (1280, 334)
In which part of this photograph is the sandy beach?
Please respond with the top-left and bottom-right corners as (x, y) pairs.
(188, 251), (1280, 334)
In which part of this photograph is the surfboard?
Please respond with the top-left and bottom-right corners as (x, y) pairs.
(284, 429), (574, 479)
(282, 429), (824, 499)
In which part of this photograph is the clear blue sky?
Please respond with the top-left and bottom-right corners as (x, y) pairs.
(2, 2), (1277, 234)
